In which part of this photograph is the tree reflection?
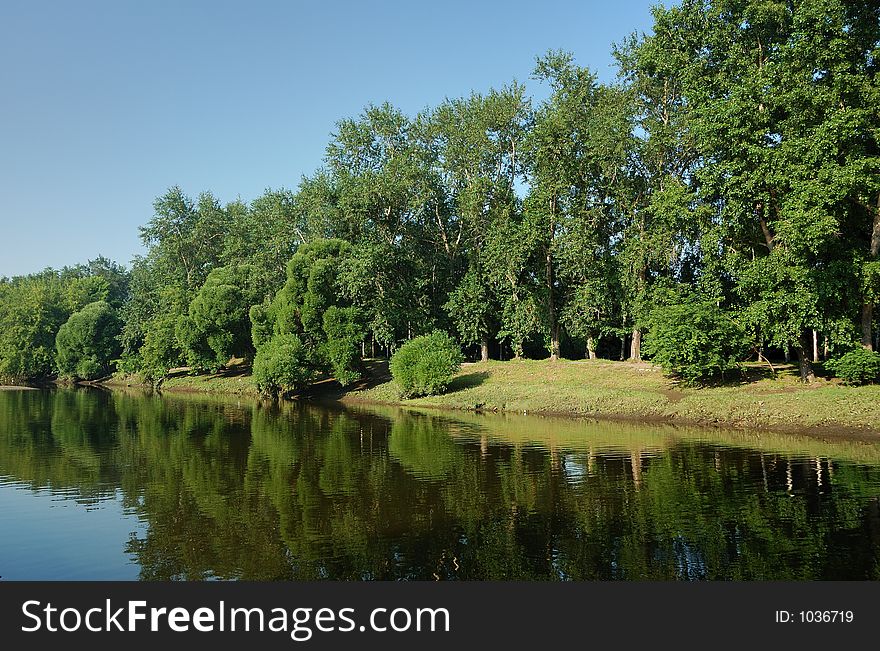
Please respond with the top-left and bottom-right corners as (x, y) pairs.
(1, 389), (879, 580)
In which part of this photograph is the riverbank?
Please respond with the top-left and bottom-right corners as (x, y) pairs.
(343, 359), (880, 434)
(103, 358), (880, 435)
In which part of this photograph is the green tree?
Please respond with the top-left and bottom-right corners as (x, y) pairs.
(445, 264), (495, 362)
(55, 301), (122, 380)
(252, 334), (312, 398)
(183, 264), (260, 370)
(527, 52), (634, 360)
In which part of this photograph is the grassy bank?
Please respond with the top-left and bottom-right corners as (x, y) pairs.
(104, 369), (261, 397)
(104, 358), (880, 434)
(344, 359), (880, 434)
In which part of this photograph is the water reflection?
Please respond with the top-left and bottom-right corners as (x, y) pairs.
(1, 388), (879, 580)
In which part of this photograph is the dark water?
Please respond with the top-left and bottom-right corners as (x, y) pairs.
(1, 388), (879, 580)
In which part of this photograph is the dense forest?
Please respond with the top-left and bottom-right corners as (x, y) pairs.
(2, 0), (879, 390)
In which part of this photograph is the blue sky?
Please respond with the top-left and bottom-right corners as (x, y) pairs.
(0, 0), (658, 277)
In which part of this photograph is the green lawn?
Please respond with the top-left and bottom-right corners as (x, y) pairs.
(105, 357), (880, 434)
(346, 358), (880, 433)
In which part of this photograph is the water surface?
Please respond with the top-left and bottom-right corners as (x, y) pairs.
(1, 388), (879, 580)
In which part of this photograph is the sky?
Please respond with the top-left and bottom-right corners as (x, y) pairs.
(0, 0), (658, 277)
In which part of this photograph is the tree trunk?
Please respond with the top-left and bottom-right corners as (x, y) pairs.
(480, 336), (489, 363)
(862, 303), (874, 351)
(795, 337), (816, 383)
(546, 249), (560, 361)
(630, 329), (642, 361)
(812, 330), (819, 363)
(586, 337), (597, 360)
(861, 193), (880, 349)
(619, 336), (626, 361)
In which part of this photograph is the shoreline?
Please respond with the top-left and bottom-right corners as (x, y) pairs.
(95, 359), (880, 439)
(336, 394), (880, 442)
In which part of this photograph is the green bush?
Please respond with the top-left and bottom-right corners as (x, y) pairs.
(322, 306), (364, 386)
(644, 299), (748, 385)
(139, 313), (185, 381)
(826, 348), (880, 386)
(390, 331), (463, 398)
(252, 334), (312, 397)
(55, 301), (122, 380)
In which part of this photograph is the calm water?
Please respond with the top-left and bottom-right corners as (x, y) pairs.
(1, 388), (879, 580)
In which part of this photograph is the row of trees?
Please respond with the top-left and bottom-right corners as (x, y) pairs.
(1, 0), (878, 386)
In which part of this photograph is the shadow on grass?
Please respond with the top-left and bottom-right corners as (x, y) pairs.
(676, 361), (826, 389)
(303, 359), (392, 400)
(445, 371), (490, 394)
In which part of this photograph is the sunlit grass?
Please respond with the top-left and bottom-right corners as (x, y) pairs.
(350, 358), (880, 433)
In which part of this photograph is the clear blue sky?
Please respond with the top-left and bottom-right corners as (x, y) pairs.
(0, 0), (658, 277)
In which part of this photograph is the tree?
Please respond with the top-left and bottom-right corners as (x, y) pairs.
(0, 263), (126, 382)
(527, 51), (633, 360)
(614, 13), (704, 361)
(124, 187), (240, 377)
(183, 264), (260, 370)
(322, 306), (365, 386)
(55, 301), (122, 380)
(445, 264), (495, 362)
(426, 86), (531, 360)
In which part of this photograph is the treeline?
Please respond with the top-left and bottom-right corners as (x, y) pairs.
(2, 0), (879, 388)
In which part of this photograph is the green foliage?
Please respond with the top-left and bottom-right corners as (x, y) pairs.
(827, 349), (880, 386)
(322, 306), (364, 386)
(249, 302), (273, 350)
(139, 313), (184, 380)
(444, 266), (493, 348)
(390, 331), (463, 398)
(252, 334), (312, 398)
(55, 301), (122, 380)
(644, 298), (748, 384)
(184, 265), (258, 370)
(263, 239), (352, 342)
(0, 263), (125, 382)
(5, 0), (880, 392)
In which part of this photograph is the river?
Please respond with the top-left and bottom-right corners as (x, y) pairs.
(1, 387), (879, 580)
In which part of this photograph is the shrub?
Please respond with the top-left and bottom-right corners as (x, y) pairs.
(55, 301), (122, 380)
(252, 334), (312, 397)
(644, 299), (748, 385)
(139, 313), (184, 381)
(826, 348), (880, 386)
(390, 331), (463, 398)
(322, 306), (364, 386)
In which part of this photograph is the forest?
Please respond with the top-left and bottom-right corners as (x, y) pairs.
(1, 0), (879, 393)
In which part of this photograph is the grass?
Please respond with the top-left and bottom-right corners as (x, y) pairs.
(345, 358), (880, 434)
(102, 357), (880, 434)
(105, 367), (261, 397)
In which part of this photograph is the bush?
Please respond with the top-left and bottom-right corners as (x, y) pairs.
(139, 313), (185, 381)
(826, 348), (880, 386)
(252, 334), (312, 397)
(390, 331), (463, 398)
(644, 299), (748, 385)
(322, 306), (364, 386)
(55, 301), (122, 380)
